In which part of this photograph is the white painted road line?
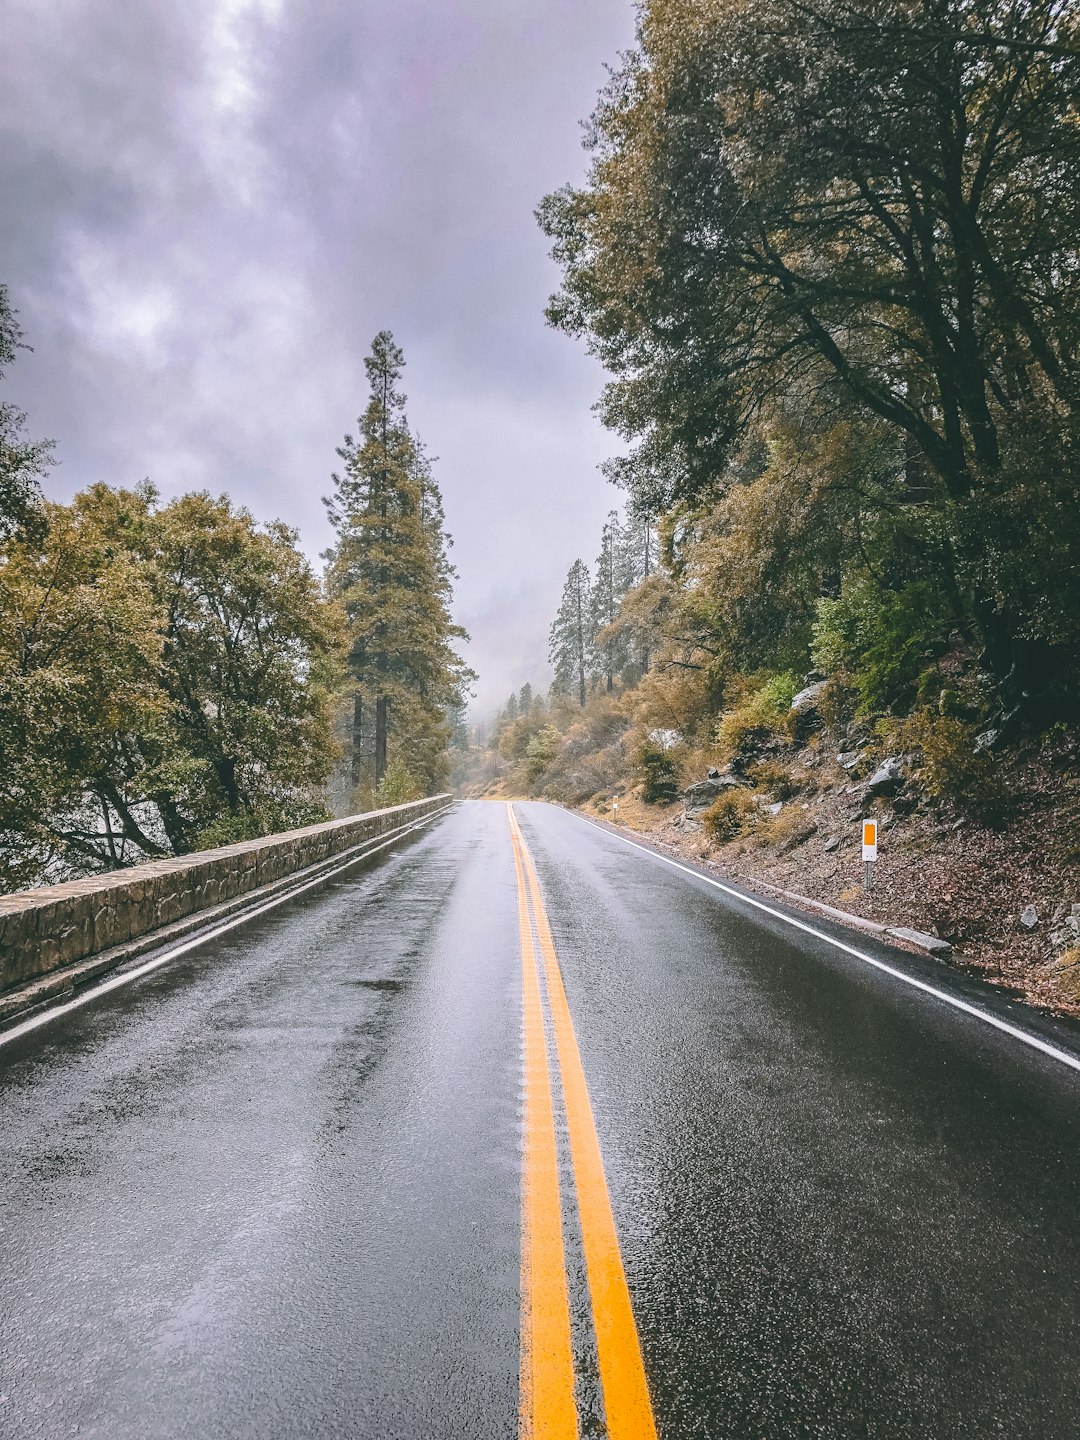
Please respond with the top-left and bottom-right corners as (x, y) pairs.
(574, 813), (1080, 1077)
(0, 810), (448, 1049)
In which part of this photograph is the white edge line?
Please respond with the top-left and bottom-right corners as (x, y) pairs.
(566, 811), (1080, 1077)
(0, 809), (450, 1049)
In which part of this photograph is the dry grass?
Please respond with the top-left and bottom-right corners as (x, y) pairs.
(756, 806), (819, 853)
(1048, 946), (1080, 1004)
(702, 788), (759, 842)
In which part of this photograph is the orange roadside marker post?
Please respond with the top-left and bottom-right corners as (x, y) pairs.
(862, 819), (878, 891)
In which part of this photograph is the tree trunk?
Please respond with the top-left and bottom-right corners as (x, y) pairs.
(152, 790), (192, 854)
(351, 693), (363, 787)
(375, 696), (389, 785)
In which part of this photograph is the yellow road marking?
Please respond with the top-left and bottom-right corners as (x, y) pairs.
(512, 817), (578, 1439)
(509, 806), (659, 1440)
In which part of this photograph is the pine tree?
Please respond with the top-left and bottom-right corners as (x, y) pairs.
(616, 508), (657, 671)
(590, 511), (624, 692)
(325, 332), (471, 799)
(618, 507), (655, 589)
(549, 559), (592, 707)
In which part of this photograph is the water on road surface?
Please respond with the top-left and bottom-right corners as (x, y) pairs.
(2, 800), (1079, 1438)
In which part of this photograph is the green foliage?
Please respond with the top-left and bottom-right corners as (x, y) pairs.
(524, 725), (561, 784)
(375, 759), (423, 807)
(702, 788), (757, 843)
(715, 673), (799, 761)
(812, 580), (951, 715)
(635, 737), (679, 803)
(0, 286), (53, 542)
(192, 800), (331, 851)
(540, 0), (1080, 705)
(0, 490), (166, 887)
(0, 482), (342, 888)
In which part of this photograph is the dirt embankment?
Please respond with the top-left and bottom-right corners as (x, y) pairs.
(581, 735), (1080, 1019)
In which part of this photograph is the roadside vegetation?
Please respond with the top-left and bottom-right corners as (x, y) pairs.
(461, 0), (1080, 1014)
(0, 291), (468, 889)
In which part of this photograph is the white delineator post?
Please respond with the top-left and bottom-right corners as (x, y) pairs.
(862, 819), (878, 891)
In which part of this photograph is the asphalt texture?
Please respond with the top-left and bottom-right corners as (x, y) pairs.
(2, 799), (1079, 1438)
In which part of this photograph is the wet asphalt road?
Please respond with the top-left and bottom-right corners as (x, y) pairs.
(2, 799), (1080, 1438)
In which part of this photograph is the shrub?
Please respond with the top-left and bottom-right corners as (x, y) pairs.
(375, 760), (423, 807)
(702, 787), (758, 842)
(746, 760), (798, 800)
(193, 800), (330, 850)
(715, 672), (800, 761)
(524, 725), (560, 784)
(886, 709), (1010, 826)
(816, 674), (858, 733)
(636, 737), (679, 803)
(812, 578), (952, 714)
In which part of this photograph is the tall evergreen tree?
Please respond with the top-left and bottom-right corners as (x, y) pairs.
(549, 559), (592, 707)
(618, 508), (655, 589)
(590, 511), (623, 692)
(325, 332), (471, 797)
(617, 508), (657, 672)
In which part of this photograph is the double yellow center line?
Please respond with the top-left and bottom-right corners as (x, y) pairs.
(509, 804), (658, 1440)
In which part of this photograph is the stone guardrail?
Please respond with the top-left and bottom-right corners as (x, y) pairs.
(0, 795), (452, 1000)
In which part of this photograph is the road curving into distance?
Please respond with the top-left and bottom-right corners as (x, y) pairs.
(2, 799), (1079, 1437)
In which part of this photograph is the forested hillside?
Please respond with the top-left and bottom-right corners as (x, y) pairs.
(464, 0), (1080, 1013)
(0, 292), (467, 889)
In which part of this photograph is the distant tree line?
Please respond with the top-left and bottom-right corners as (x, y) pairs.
(548, 508), (656, 705)
(0, 291), (468, 889)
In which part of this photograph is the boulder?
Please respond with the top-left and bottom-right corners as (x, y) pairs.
(836, 750), (862, 771)
(683, 775), (743, 814)
(1050, 904), (1080, 950)
(789, 680), (827, 739)
(1019, 905), (1039, 931)
(765, 801), (783, 817)
(867, 756), (905, 796)
(823, 836), (841, 853)
(791, 681), (827, 710)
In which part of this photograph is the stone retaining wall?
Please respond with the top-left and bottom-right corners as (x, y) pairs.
(0, 796), (452, 994)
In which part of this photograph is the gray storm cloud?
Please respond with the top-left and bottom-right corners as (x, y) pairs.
(0, 0), (634, 713)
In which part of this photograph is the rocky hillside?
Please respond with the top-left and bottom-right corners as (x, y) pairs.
(576, 678), (1080, 1019)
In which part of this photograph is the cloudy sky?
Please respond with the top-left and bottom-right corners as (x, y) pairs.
(0, 0), (636, 714)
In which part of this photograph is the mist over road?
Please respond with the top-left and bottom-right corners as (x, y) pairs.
(2, 801), (1079, 1437)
